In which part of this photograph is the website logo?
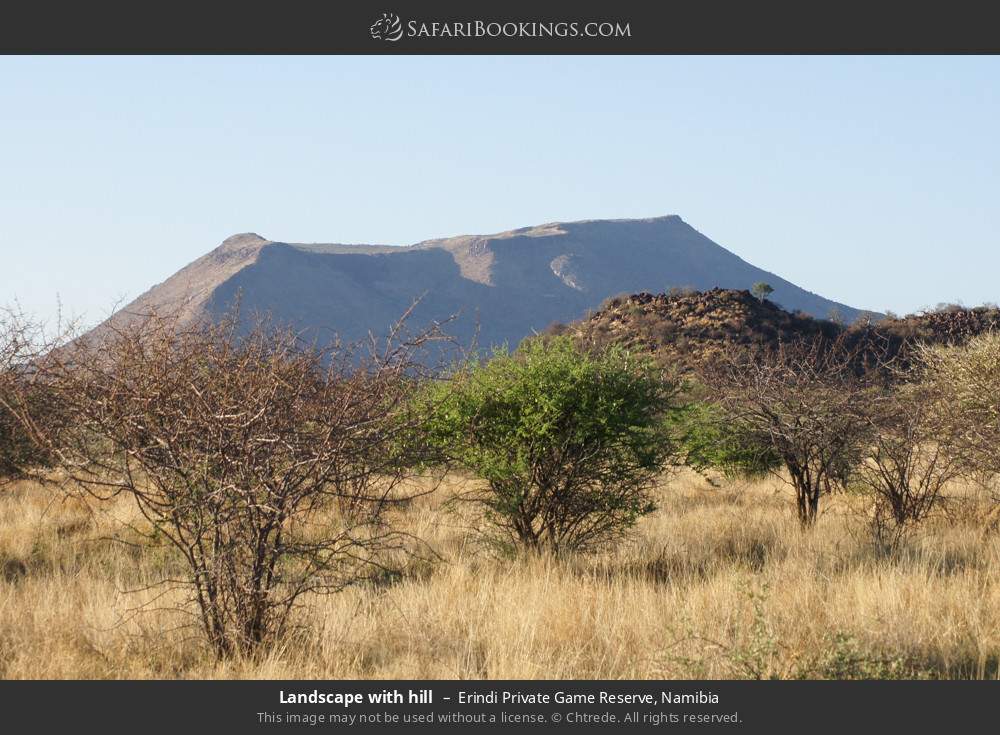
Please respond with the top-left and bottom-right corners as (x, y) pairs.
(370, 13), (403, 42)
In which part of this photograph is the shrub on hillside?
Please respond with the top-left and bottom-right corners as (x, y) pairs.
(418, 336), (682, 553)
(598, 292), (633, 311)
(751, 282), (774, 302)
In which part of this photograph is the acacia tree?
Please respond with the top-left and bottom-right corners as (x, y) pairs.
(419, 337), (682, 553)
(751, 282), (774, 303)
(701, 337), (877, 526)
(855, 382), (966, 549)
(17, 309), (445, 657)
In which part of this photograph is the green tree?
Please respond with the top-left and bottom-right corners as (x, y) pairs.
(668, 401), (780, 480)
(751, 282), (775, 302)
(419, 337), (681, 553)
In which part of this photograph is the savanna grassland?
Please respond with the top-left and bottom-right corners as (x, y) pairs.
(3, 470), (999, 680)
(4, 297), (1000, 681)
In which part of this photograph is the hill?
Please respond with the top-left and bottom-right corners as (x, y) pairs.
(90, 216), (873, 351)
(560, 288), (1000, 373)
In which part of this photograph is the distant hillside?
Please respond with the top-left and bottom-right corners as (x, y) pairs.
(87, 216), (874, 352)
(560, 288), (1000, 374)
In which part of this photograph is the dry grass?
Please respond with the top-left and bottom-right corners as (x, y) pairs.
(2, 471), (1000, 679)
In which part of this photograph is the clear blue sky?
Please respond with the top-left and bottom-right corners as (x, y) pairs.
(2, 56), (998, 326)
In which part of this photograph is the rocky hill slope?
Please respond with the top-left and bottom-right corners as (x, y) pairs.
(561, 288), (1000, 373)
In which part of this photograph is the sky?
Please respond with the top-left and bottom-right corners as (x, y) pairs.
(1, 55), (998, 327)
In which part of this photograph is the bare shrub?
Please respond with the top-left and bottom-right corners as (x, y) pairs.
(598, 292), (632, 311)
(0, 309), (59, 482)
(701, 336), (878, 526)
(916, 333), (1000, 479)
(16, 309), (446, 657)
(667, 285), (697, 298)
(542, 320), (569, 336)
(856, 383), (966, 550)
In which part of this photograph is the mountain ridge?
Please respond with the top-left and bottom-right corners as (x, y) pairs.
(92, 215), (875, 351)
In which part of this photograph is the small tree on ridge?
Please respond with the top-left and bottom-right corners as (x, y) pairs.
(751, 282), (775, 303)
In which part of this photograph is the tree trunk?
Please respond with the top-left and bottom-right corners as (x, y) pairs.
(794, 482), (820, 527)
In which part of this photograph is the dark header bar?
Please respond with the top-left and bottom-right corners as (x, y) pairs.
(3, 0), (1000, 53)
